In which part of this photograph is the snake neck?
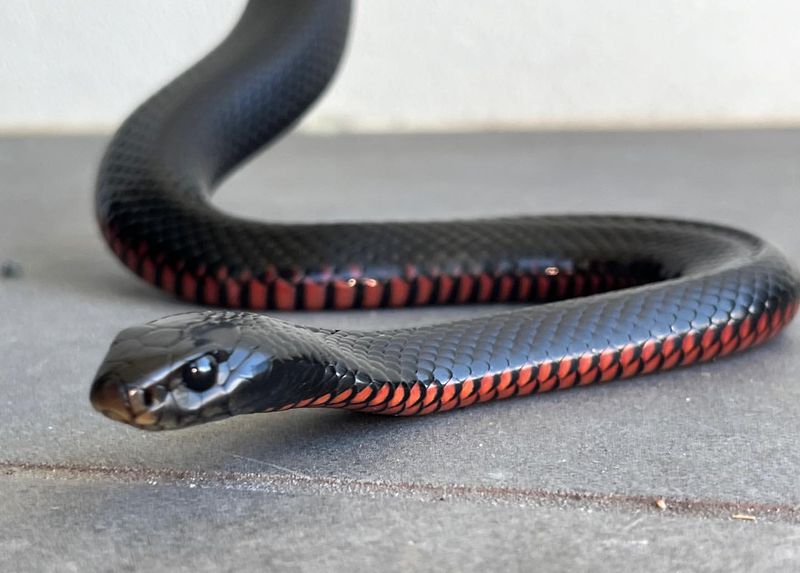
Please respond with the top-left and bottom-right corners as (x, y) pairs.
(228, 358), (331, 415)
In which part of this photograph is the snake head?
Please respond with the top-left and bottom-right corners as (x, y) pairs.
(90, 312), (273, 430)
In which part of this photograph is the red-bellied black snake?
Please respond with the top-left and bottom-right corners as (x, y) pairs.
(89, 0), (799, 430)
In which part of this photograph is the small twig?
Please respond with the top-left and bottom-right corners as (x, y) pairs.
(731, 513), (757, 522)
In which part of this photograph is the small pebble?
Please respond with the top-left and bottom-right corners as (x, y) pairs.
(1, 260), (23, 279)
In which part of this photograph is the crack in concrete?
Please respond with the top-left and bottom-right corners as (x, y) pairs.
(3, 460), (799, 524)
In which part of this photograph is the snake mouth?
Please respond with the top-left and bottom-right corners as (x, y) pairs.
(90, 374), (163, 429)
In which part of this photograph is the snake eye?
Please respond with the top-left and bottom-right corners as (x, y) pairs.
(182, 354), (218, 392)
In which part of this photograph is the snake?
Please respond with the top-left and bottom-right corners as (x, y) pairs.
(89, 0), (800, 431)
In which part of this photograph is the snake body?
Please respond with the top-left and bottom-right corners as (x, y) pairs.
(90, 0), (799, 430)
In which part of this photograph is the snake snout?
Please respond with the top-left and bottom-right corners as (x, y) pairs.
(90, 374), (132, 423)
(90, 374), (164, 428)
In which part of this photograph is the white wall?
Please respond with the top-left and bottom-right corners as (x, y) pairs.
(2, 0), (800, 132)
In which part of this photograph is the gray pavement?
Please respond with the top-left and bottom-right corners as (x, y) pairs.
(1, 130), (799, 571)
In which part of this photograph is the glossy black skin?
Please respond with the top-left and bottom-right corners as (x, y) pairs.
(91, 0), (800, 430)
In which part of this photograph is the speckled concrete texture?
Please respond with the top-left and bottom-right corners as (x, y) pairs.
(1, 131), (799, 571)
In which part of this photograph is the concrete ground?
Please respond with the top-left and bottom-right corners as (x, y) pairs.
(1, 130), (799, 572)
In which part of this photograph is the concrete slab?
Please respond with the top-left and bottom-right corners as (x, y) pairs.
(2, 131), (799, 570)
(3, 471), (800, 573)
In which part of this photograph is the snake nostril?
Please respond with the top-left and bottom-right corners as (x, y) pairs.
(143, 386), (166, 408)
